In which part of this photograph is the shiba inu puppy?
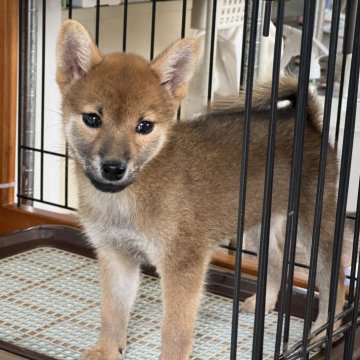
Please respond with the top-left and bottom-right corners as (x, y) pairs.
(56, 20), (345, 359)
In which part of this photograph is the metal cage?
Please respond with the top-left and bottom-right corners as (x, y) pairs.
(10, 0), (360, 359)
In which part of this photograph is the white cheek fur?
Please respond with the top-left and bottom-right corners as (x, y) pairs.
(64, 115), (88, 168)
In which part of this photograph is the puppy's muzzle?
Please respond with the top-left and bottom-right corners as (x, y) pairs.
(101, 161), (127, 181)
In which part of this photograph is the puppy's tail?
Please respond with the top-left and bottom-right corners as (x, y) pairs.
(210, 76), (322, 132)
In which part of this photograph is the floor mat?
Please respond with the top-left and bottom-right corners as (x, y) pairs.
(0, 247), (304, 359)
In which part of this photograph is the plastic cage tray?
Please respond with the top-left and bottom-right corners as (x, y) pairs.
(0, 225), (356, 359)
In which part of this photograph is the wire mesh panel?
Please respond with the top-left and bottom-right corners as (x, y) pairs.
(0, 246), (309, 360)
(14, 0), (360, 359)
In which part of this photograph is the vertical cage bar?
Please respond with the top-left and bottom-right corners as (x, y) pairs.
(180, 0), (187, 39)
(239, 0), (249, 90)
(301, 0), (341, 357)
(68, 0), (72, 19)
(17, 0), (24, 206)
(65, 0), (73, 207)
(39, 0), (46, 201)
(122, 0), (128, 52)
(335, 0), (354, 148)
(240, 1), (263, 90)
(19, 0), (37, 206)
(64, 146), (69, 207)
(342, 0), (357, 56)
(324, 2), (360, 355)
(176, 0), (187, 121)
(230, 1), (260, 358)
(347, 248), (360, 358)
(207, 0), (217, 102)
(269, 2), (295, 357)
(95, 0), (100, 46)
(262, 0), (272, 37)
(344, 178), (360, 358)
(280, 0), (317, 348)
(150, 0), (156, 60)
(253, 0), (285, 357)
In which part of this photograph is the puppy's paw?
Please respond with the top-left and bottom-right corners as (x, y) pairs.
(81, 349), (105, 360)
(81, 345), (124, 360)
(240, 294), (276, 314)
(240, 294), (257, 313)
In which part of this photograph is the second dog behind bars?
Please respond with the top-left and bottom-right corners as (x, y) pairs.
(56, 20), (345, 359)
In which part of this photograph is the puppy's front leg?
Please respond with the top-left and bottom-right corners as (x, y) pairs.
(158, 255), (210, 360)
(83, 249), (139, 360)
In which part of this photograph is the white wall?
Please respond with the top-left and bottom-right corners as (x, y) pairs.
(34, 0), (67, 210)
(328, 96), (360, 214)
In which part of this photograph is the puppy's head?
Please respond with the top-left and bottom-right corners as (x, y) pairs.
(56, 20), (199, 192)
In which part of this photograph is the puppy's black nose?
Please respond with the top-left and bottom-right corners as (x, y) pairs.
(101, 161), (126, 181)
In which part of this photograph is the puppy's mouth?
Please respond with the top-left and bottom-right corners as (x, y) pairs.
(90, 178), (131, 193)
(86, 175), (132, 193)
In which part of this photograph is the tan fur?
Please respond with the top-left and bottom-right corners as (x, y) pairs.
(57, 20), (346, 359)
(83, 250), (139, 360)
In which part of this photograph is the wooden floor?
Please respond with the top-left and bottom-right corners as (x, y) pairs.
(0, 351), (25, 360)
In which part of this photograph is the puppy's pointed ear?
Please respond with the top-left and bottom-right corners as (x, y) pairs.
(56, 20), (102, 91)
(151, 39), (200, 104)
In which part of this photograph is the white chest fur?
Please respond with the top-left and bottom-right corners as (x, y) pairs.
(80, 188), (161, 265)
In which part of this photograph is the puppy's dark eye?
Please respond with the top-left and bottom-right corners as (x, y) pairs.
(82, 113), (102, 128)
(136, 120), (154, 134)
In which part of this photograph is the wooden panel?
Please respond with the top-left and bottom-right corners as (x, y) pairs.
(0, 205), (78, 235)
(212, 249), (317, 291)
(0, 0), (18, 206)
